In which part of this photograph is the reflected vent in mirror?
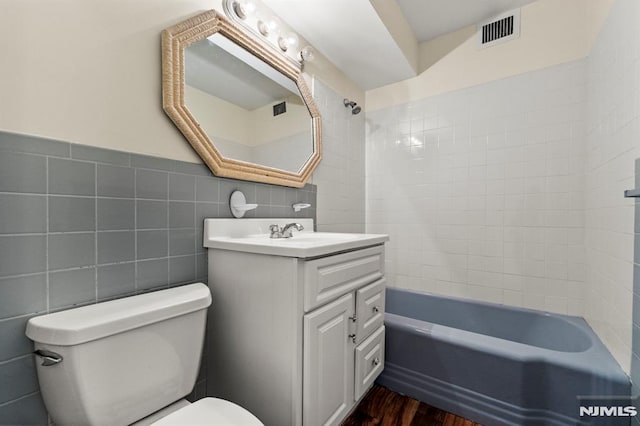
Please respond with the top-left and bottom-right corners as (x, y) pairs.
(478, 9), (520, 48)
(273, 101), (286, 116)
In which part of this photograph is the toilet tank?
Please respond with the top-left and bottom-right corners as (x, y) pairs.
(25, 283), (212, 426)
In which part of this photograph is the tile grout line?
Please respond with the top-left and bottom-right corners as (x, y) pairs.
(94, 161), (98, 303)
(0, 390), (41, 409)
(193, 176), (198, 280)
(166, 172), (170, 287)
(134, 168), (139, 293)
(0, 352), (35, 367)
(45, 156), (50, 314)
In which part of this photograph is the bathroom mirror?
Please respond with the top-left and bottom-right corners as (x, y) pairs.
(162, 10), (321, 187)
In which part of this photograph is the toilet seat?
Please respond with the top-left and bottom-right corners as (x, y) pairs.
(151, 397), (263, 426)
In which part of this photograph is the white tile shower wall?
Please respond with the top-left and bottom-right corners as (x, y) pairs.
(311, 79), (366, 232)
(366, 60), (587, 316)
(585, 0), (640, 375)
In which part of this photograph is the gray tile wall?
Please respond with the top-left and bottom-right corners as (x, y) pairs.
(0, 130), (316, 425)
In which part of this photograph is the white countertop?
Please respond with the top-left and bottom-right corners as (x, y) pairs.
(203, 218), (388, 258)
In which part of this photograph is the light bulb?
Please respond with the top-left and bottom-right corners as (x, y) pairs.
(244, 1), (256, 14)
(277, 36), (289, 52)
(257, 16), (278, 36)
(232, 0), (255, 19)
(285, 33), (299, 49)
(299, 46), (315, 62)
(232, 0), (247, 19)
(257, 19), (269, 36)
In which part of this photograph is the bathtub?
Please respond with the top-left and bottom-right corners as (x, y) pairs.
(377, 288), (631, 426)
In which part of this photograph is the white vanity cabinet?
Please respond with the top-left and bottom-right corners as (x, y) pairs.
(204, 220), (388, 426)
(302, 247), (386, 426)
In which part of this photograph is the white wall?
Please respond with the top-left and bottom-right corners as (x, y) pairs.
(366, 60), (587, 314)
(583, 0), (640, 374)
(0, 0), (215, 162)
(0, 0), (362, 162)
(253, 131), (312, 172)
(366, 0), (613, 112)
(185, 85), (251, 145)
(250, 96), (312, 145)
(211, 136), (253, 162)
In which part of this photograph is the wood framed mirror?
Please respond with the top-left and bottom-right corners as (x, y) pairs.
(162, 10), (321, 187)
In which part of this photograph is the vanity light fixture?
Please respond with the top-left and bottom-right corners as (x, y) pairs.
(223, 0), (310, 67)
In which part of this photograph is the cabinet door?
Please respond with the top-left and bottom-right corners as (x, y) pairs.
(303, 293), (355, 426)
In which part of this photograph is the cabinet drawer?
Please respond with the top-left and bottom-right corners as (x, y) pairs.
(354, 326), (385, 401)
(303, 246), (384, 312)
(355, 278), (385, 343)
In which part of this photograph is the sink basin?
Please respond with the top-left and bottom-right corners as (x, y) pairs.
(203, 219), (388, 258)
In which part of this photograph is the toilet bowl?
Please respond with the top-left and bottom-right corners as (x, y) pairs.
(134, 397), (262, 426)
(25, 283), (263, 426)
(140, 397), (262, 425)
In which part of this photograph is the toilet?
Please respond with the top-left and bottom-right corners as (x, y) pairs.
(25, 283), (262, 426)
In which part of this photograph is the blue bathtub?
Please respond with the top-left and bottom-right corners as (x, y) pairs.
(377, 288), (631, 426)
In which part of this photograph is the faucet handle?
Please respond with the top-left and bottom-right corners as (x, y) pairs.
(269, 224), (281, 238)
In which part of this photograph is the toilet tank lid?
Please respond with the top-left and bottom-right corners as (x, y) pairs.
(26, 283), (212, 346)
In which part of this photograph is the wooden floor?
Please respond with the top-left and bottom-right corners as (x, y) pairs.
(342, 385), (482, 426)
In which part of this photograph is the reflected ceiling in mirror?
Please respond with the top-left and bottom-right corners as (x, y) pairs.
(162, 10), (321, 187)
(184, 34), (313, 174)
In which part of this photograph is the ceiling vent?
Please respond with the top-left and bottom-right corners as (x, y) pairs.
(478, 9), (520, 48)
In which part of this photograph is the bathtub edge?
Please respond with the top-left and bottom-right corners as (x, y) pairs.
(377, 362), (578, 426)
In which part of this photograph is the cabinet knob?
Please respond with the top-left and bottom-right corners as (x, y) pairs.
(348, 333), (356, 344)
(372, 357), (380, 366)
(349, 315), (357, 323)
(373, 306), (380, 313)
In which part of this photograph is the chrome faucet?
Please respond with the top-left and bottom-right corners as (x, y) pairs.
(269, 223), (304, 238)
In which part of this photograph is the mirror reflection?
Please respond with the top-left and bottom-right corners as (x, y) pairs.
(184, 33), (314, 174)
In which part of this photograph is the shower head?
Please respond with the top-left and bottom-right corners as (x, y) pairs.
(343, 98), (361, 115)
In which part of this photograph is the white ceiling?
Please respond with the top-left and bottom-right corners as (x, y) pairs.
(263, 0), (417, 90)
(396, 0), (537, 42)
(262, 0), (539, 90)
